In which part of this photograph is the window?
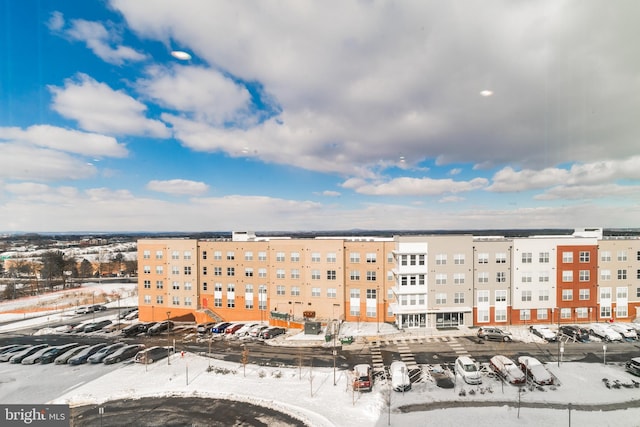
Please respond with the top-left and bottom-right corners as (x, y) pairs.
(477, 309), (489, 323)
(258, 251), (267, 261)
(495, 309), (507, 322)
(521, 272), (532, 283)
(143, 250), (150, 259)
(245, 298), (253, 310)
(637, 287), (640, 298)
(366, 271), (376, 281)
(600, 251), (611, 262)
(312, 287), (321, 297)
(520, 309), (531, 321)
(327, 252), (337, 263)
(171, 266), (180, 275)
(637, 269), (640, 280)
(560, 308), (571, 319)
(245, 268), (254, 277)
(245, 284), (253, 294)
(477, 253), (488, 264)
(601, 306), (611, 318)
(435, 254), (447, 265)
(435, 293), (447, 304)
(291, 269), (300, 279)
(327, 270), (336, 280)
(202, 266), (207, 276)
(311, 252), (321, 262)
(214, 267), (222, 276)
(157, 250), (165, 260)
(366, 253), (377, 263)
(143, 280), (151, 289)
(350, 288), (360, 298)
(172, 296), (180, 306)
(276, 252), (285, 262)
(579, 270), (590, 282)
(214, 251), (222, 260)
(258, 286), (267, 310)
(258, 268), (267, 278)
(156, 296), (163, 304)
(562, 271), (573, 282)
(617, 250), (628, 261)
(579, 289), (590, 300)
(538, 289), (549, 301)
(291, 286), (300, 296)
(496, 253), (507, 263)
(327, 288), (337, 298)
(454, 253), (465, 265)
(521, 252), (532, 263)
(215, 283), (222, 292)
(600, 269), (611, 281)
(617, 287), (628, 299)
(562, 251), (573, 263)
(521, 290), (532, 301)
(144, 295), (151, 304)
(172, 281), (180, 290)
(495, 290), (507, 302)
(388, 253), (395, 264)
(155, 266), (163, 274)
(184, 266), (191, 275)
(276, 269), (285, 279)
(562, 289), (573, 301)
(350, 270), (361, 281)
(618, 269), (627, 280)
(350, 252), (361, 263)
(477, 291), (489, 303)
(496, 272), (506, 283)
(227, 267), (235, 276)
(276, 286), (285, 296)
(214, 297), (222, 308)
(617, 306), (628, 317)
(579, 251), (590, 262)
(539, 252), (549, 263)
(538, 271), (549, 282)
(454, 292), (464, 304)
(183, 251), (191, 260)
(477, 272), (488, 284)
(171, 250), (179, 260)
(186, 281), (193, 291)
(227, 284), (235, 292)
(244, 251), (253, 261)
(202, 251), (207, 260)
(453, 273), (465, 284)
(311, 270), (321, 280)
(600, 287), (611, 299)
(226, 251), (235, 260)
(227, 298), (235, 308)
(576, 307), (588, 319)
(435, 274), (447, 285)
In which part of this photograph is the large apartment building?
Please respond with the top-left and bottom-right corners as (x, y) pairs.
(137, 229), (640, 329)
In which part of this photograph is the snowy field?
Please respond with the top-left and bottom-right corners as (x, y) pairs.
(2, 283), (640, 426)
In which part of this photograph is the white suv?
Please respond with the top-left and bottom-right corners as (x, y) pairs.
(455, 356), (482, 385)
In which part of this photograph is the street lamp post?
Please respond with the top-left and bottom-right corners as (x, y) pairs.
(376, 286), (380, 334)
(603, 344), (607, 365)
(166, 311), (171, 365)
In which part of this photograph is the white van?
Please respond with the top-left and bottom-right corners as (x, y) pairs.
(75, 306), (94, 315)
(455, 356), (482, 385)
(390, 361), (411, 392)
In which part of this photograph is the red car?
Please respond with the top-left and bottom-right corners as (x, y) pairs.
(225, 323), (245, 335)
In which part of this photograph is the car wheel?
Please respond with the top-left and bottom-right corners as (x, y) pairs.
(148, 358), (154, 363)
(483, 335), (488, 340)
(116, 358), (121, 362)
(503, 336), (511, 342)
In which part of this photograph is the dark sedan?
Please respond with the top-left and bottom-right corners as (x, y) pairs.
(134, 346), (173, 364)
(39, 343), (81, 364)
(560, 325), (590, 342)
(87, 343), (126, 364)
(122, 323), (151, 337)
(68, 343), (108, 365)
(260, 327), (286, 339)
(9, 344), (48, 364)
(83, 320), (113, 333)
(103, 344), (145, 364)
(146, 321), (174, 336)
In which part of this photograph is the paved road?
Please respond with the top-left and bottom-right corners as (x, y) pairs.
(70, 396), (310, 427)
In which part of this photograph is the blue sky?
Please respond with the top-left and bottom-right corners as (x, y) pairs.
(1, 0), (639, 232)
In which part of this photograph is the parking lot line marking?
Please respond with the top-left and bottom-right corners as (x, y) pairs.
(61, 381), (86, 394)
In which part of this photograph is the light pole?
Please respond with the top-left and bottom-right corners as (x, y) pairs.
(166, 311), (171, 365)
(603, 344), (607, 365)
(376, 286), (380, 334)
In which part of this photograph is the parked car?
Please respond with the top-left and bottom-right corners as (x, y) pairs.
(490, 355), (525, 385)
(559, 325), (590, 342)
(518, 356), (553, 385)
(0, 344), (21, 354)
(68, 343), (108, 365)
(235, 323), (259, 337)
(54, 345), (90, 365)
(260, 327), (286, 339)
(146, 320), (174, 336)
(39, 343), (81, 364)
(625, 357), (640, 377)
(21, 346), (54, 365)
(119, 308), (138, 319)
(455, 356), (482, 385)
(10, 344), (48, 364)
(92, 304), (108, 312)
(529, 325), (557, 342)
(225, 323), (245, 335)
(390, 361), (411, 392)
(589, 323), (623, 342)
(124, 310), (139, 320)
(75, 306), (94, 314)
(609, 323), (638, 340)
(0, 345), (31, 362)
(121, 323), (149, 337)
(353, 364), (373, 392)
(88, 343), (126, 364)
(83, 320), (113, 333)
(196, 322), (217, 334)
(248, 325), (269, 337)
(477, 327), (513, 342)
(134, 346), (173, 364)
(103, 344), (145, 364)
(211, 322), (232, 334)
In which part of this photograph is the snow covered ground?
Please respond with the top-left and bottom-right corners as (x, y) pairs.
(2, 283), (640, 426)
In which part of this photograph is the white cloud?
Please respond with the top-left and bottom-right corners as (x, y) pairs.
(0, 125), (128, 158)
(535, 184), (640, 201)
(47, 11), (64, 31)
(49, 74), (170, 138)
(439, 195), (465, 203)
(342, 176), (488, 196)
(321, 190), (341, 197)
(0, 144), (96, 181)
(147, 179), (209, 196)
(64, 17), (146, 65)
(137, 65), (252, 126)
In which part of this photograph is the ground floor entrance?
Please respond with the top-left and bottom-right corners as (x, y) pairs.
(397, 313), (426, 329)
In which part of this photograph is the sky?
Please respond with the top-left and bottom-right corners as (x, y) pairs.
(1, 1), (639, 233)
(1, 283), (640, 426)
